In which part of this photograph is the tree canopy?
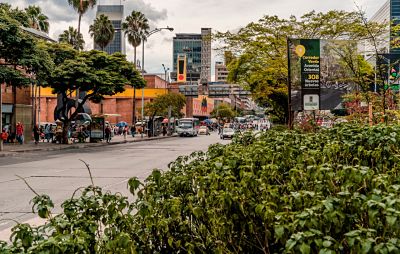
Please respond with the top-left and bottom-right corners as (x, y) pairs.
(217, 10), (389, 123)
(211, 103), (236, 119)
(58, 26), (85, 51)
(89, 14), (114, 51)
(0, 9), (53, 86)
(41, 43), (145, 142)
(145, 93), (186, 119)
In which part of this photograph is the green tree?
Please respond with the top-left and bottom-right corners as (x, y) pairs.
(58, 26), (85, 51)
(0, 3), (29, 27)
(211, 103), (236, 119)
(217, 10), (389, 123)
(145, 93), (186, 119)
(0, 12), (53, 132)
(67, 0), (96, 49)
(122, 10), (150, 124)
(122, 10), (149, 68)
(42, 44), (144, 143)
(25, 5), (49, 33)
(89, 14), (114, 51)
(145, 93), (186, 136)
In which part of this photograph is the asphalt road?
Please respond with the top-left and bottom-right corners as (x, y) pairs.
(0, 132), (229, 240)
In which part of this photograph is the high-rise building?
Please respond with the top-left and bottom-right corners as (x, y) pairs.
(94, 5), (125, 54)
(171, 28), (212, 83)
(215, 61), (229, 82)
(201, 28), (212, 83)
(369, 0), (399, 53)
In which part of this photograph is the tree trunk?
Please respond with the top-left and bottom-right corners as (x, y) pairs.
(132, 88), (136, 125)
(77, 14), (82, 50)
(62, 120), (70, 144)
(12, 84), (16, 134)
(134, 46), (137, 68)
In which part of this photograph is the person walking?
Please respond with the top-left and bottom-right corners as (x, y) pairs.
(16, 122), (24, 144)
(105, 125), (112, 143)
(33, 124), (40, 145)
(162, 124), (167, 136)
(123, 125), (128, 140)
(1, 129), (8, 144)
(130, 125), (136, 138)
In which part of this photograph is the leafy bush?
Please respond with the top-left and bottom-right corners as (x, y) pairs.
(2, 124), (400, 253)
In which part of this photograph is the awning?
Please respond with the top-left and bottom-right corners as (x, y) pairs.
(1, 104), (13, 113)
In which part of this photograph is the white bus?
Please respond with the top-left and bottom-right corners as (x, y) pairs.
(176, 118), (200, 137)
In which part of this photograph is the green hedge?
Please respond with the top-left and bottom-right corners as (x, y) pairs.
(2, 124), (400, 253)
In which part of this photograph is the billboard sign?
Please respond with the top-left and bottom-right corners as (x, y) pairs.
(289, 39), (356, 111)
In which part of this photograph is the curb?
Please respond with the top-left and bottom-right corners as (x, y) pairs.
(0, 135), (177, 157)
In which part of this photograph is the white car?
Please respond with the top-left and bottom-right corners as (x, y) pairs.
(198, 126), (210, 135)
(220, 128), (235, 139)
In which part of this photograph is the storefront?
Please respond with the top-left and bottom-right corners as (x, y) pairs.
(1, 104), (12, 131)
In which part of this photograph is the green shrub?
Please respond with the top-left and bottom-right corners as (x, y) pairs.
(2, 124), (400, 253)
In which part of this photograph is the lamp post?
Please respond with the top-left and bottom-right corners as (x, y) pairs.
(140, 27), (174, 138)
(162, 64), (172, 135)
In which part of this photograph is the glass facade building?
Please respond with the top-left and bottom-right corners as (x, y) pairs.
(172, 29), (212, 83)
(94, 5), (125, 55)
(391, 0), (400, 52)
(370, 0), (400, 53)
(172, 34), (202, 82)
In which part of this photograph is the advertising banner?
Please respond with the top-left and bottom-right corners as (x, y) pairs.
(289, 39), (356, 111)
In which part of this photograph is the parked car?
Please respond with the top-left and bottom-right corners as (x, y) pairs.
(220, 128), (235, 139)
(198, 126), (210, 135)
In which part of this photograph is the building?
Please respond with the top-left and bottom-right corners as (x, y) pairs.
(94, 5), (125, 54)
(171, 28), (212, 84)
(215, 61), (229, 82)
(369, 0), (399, 53)
(201, 28), (212, 83)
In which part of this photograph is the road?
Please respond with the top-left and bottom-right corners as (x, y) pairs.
(0, 133), (228, 240)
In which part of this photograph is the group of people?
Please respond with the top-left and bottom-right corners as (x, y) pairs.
(104, 124), (136, 143)
(1, 122), (25, 145)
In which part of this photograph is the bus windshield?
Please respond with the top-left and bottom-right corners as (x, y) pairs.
(179, 121), (193, 129)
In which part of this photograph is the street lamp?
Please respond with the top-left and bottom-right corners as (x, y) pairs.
(162, 63), (170, 93)
(141, 27), (174, 138)
(162, 63), (172, 135)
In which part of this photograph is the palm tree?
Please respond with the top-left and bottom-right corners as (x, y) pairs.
(122, 11), (150, 125)
(25, 5), (49, 33)
(89, 14), (115, 51)
(58, 26), (85, 50)
(122, 11), (150, 68)
(67, 0), (96, 49)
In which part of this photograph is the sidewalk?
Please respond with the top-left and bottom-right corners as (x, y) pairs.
(0, 134), (175, 157)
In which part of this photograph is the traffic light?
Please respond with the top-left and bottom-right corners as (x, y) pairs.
(177, 55), (187, 83)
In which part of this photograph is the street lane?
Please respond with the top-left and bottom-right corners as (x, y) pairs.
(0, 133), (229, 239)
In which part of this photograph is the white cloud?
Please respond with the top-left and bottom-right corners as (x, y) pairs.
(4, 0), (385, 75)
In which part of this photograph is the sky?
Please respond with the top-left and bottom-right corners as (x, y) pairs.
(5, 0), (385, 78)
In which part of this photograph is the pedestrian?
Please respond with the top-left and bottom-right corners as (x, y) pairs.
(162, 124), (167, 136)
(105, 125), (112, 143)
(123, 125), (128, 140)
(33, 124), (40, 145)
(1, 129), (8, 144)
(130, 125), (136, 138)
(16, 122), (24, 144)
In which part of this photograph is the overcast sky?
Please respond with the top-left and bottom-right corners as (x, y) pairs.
(5, 0), (384, 77)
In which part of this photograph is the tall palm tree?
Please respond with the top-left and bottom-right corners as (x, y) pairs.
(122, 11), (150, 68)
(58, 26), (85, 50)
(25, 5), (49, 33)
(89, 14), (114, 51)
(67, 0), (96, 49)
(122, 10), (150, 125)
